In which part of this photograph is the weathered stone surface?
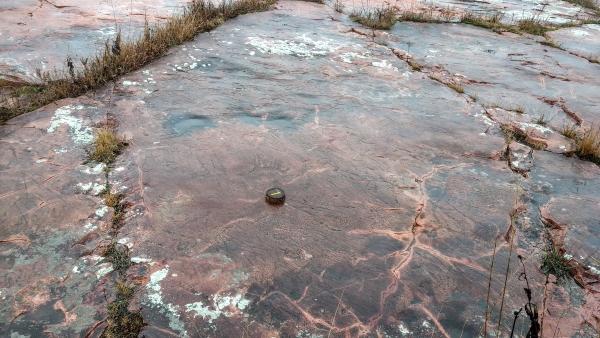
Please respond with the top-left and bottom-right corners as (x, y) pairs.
(1, 1), (600, 337)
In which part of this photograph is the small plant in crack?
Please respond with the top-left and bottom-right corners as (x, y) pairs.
(446, 82), (464, 94)
(469, 93), (478, 102)
(541, 241), (575, 283)
(533, 113), (549, 126)
(428, 73), (442, 83)
(409, 60), (421, 71)
(88, 128), (127, 165)
(101, 241), (131, 273)
(104, 279), (146, 338)
(561, 122), (579, 140)
(513, 105), (525, 114)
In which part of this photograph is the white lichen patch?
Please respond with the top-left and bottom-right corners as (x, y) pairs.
(518, 122), (553, 134)
(117, 237), (133, 249)
(296, 330), (324, 338)
(122, 81), (140, 86)
(54, 148), (68, 154)
(246, 34), (339, 59)
(398, 323), (412, 336)
(338, 52), (368, 64)
(84, 222), (97, 231)
(81, 163), (105, 175)
(95, 206), (109, 218)
(47, 105), (93, 145)
(372, 60), (399, 72)
(131, 257), (154, 265)
(185, 292), (251, 324)
(77, 182), (105, 195)
(96, 263), (113, 279)
(36, 159), (47, 163)
(146, 266), (188, 337)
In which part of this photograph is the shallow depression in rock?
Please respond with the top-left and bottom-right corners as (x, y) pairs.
(166, 114), (215, 134)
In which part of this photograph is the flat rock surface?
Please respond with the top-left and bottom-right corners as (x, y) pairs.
(1, 1), (600, 337)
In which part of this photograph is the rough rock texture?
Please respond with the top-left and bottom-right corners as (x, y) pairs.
(1, 1), (600, 337)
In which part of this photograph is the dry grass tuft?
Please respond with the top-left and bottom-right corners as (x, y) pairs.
(513, 105), (525, 114)
(88, 128), (127, 165)
(574, 124), (600, 163)
(561, 122), (579, 140)
(541, 243), (574, 283)
(533, 113), (549, 126)
(518, 16), (548, 35)
(350, 6), (397, 30)
(409, 60), (421, 71)
(447, 82), (464, 94)
(0, 0), (276, 124)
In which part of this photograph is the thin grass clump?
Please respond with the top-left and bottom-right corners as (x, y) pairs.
(561, 122), (579, 140)
(0, 0), (276, 124)
(88, 128), (127, 165)
(533, 113), (549, 126)
(518, 16), (547, 35)
(541, 245), (574, 283)
(350, 6), (397, 30)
